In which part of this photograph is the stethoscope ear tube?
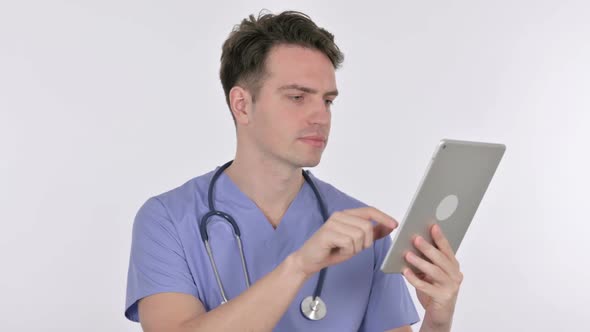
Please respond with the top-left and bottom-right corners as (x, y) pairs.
(204, 239), (228, 304)
(199, 210), (241, 242)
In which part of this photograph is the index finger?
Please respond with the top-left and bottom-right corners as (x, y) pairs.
(343, 206), (398, 229)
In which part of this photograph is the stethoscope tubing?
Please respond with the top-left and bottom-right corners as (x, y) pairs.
(199, 160), (329, 320)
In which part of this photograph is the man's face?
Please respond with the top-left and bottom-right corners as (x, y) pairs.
(244, 44), (337, 168)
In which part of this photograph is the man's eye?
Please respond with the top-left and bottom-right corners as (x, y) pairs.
(289, 95), (304, 102)
(325, 99), (334, 106)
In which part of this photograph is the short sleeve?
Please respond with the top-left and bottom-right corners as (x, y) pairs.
(358, 234), (420, 331)
(124, 197), (199, 322)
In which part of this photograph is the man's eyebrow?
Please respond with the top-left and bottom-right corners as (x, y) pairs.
(278, 84), (339, 97)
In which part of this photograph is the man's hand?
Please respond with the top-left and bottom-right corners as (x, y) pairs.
(403, 224), (463, 332)
(292, 207), (398, 277)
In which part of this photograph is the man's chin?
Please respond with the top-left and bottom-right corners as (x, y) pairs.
(302, 160), (321, 168)
(284, 149), (324, 168)
(298, 155), (322, 168)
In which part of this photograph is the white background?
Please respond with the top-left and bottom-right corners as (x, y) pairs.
(1, 1), (588, 331)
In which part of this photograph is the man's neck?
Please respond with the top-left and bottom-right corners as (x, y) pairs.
(224, 153), (305, 228)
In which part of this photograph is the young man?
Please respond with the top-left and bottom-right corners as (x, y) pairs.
(125, 11), (463, 332)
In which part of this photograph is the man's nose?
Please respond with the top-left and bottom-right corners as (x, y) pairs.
(308, 98), (331, 125)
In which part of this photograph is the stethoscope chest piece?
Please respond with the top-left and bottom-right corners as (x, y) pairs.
(301, 296), (327, 320)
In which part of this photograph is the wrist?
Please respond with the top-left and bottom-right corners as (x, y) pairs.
(419, 313), (453, 332)
(285, 252), (312, 281)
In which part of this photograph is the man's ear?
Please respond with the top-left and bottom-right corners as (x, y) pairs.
(229, 86), (252, 125)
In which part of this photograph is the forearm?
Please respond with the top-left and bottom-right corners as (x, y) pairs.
(182, 253), (309, 332)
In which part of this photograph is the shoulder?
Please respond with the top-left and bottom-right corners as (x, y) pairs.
(157, 170), (214, 204)
(136, 169), (216, 221)
(306, 171), (370, 213)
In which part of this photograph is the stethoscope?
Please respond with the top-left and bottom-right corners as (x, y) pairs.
(199, 160), (329, 320)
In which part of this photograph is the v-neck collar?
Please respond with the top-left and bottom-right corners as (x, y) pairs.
(213, 168), (314, 234)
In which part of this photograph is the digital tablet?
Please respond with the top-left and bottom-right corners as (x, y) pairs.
(380, 139), (506, 274)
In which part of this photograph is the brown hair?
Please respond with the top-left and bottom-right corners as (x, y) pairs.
(219, 10), (344, 121)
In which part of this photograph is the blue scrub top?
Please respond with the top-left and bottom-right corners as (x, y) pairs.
(125, 167), (419, 331)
